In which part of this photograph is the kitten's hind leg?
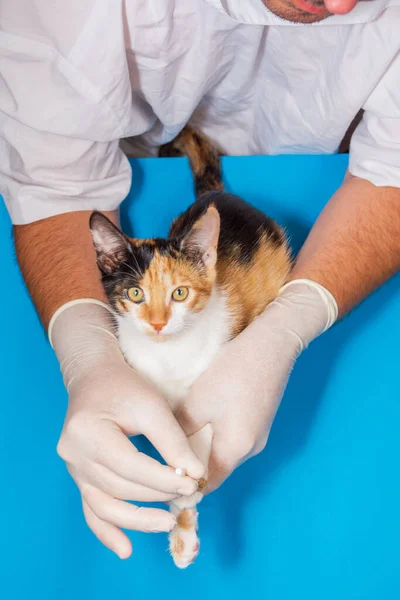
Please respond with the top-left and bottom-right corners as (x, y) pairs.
(169, 424), (213, 568)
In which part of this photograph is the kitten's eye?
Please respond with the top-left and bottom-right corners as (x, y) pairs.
(172, 287), (189, 302)
(127, 287), (145, 303)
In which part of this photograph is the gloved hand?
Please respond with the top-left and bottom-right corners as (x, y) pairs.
(177, 279), (338, 492)
(50, 301), (205, 559)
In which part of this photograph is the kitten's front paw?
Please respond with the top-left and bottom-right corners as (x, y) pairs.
(169, 509), (200, 569)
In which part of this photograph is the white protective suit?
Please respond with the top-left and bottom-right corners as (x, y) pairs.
(0, 0), (399, 224)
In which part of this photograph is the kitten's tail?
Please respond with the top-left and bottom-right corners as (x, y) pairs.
(159, 125), (224, 197)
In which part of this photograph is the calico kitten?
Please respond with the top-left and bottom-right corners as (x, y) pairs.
(90, 125), (291, 568)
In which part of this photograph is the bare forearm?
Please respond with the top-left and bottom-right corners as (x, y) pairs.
(291, 174), (400, 316)
(14, 210), (119, 329)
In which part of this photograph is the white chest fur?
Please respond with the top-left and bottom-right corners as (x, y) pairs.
(117, 289), (231, 412)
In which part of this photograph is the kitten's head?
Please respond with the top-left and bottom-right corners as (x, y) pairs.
(90, 207), (220, 340)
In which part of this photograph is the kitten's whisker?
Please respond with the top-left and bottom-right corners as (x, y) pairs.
(120, 259), (141, 279)
(125, 250), (143, 275)
(129, 252), (142, 272)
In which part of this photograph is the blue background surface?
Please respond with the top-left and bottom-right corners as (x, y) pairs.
(0, 155), (399, 599)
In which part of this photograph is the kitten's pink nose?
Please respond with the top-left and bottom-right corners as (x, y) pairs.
(151, 322), (166, 333)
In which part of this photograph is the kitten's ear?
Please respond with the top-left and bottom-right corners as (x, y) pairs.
(181, 205), (220, 268)
(89, 211), (131, 274)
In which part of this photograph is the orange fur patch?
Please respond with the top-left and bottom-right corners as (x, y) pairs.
(217, 232), (291, 337)
(172, 536), (185, 555)
(197, 478), (207, 492)
(177, 509), (194, 531)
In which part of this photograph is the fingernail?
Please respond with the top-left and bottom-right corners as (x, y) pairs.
(154, 517), (176, 533)
(117, 547), (131, 560)
(178, 481), (198, 496)
(187, 462), (206, 481)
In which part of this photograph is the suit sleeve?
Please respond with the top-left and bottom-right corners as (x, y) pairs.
(349, 52), (400, 189)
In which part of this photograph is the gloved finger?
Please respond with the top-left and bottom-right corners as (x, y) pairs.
(76, 463), (179, 503)
(204, 429), (253, 493)
(96, 425), (200, 496)
(324, 0), (358, 14)
(82, 485), (176, 532)
(140, 406), (206, 481)
(175, 402), (208, 439)
(82, 498), (132, 559)
(205, 448), (236, 494)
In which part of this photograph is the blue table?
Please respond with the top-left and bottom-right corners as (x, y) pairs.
(1, 155), (399, 599)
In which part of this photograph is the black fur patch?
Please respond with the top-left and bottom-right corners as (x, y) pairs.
(170, 191), (285, 265)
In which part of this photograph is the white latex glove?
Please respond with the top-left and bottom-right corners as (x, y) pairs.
(50, 301), (205, 559)
(177, 279), (338, 492)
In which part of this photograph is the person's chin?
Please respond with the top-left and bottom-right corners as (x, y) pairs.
(262, 0), (331, 23)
